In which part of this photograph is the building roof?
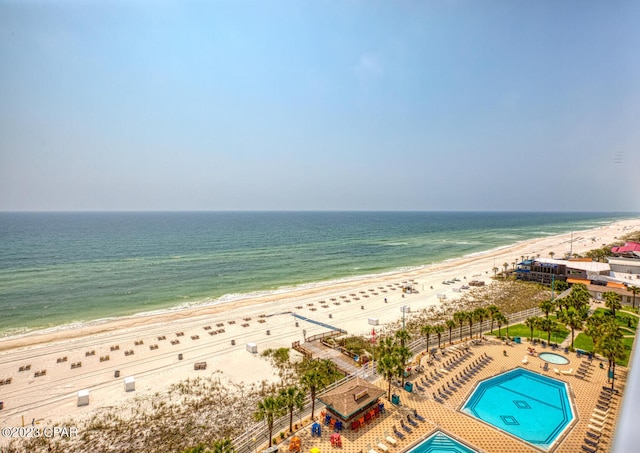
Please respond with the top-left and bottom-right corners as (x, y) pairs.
(611, 242), (640, 254)
(317, 377), (385, 420)
(537, 258), (610, 273)
(608, 256), (640, 267)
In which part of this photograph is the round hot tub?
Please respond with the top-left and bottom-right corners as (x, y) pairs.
(539, 352), (570, 365)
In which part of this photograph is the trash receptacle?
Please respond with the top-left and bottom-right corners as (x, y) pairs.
(404, 381), (413, 393)
(178, 353), (183, 360)
(514, 337), (521, 344)
(114, 370), (120, 378)
(391, 394), (400, 405)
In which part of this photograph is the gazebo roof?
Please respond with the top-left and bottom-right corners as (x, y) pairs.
(317, 377), (385, 420)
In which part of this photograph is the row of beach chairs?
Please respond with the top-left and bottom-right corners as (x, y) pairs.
(583, 387), (620, 452)
(423, 353), (491, 403)
(391, 410), (426, 441)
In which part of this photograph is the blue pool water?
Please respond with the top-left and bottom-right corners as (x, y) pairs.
(408, 431), (477, 453)
(462, 368), (574, 450)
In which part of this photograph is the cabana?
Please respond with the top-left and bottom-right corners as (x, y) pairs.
(317, 377), (385, 431)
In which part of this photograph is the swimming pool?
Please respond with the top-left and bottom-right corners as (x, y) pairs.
(539, 352), (570, 365)
(462, 368), (574, 450)
(408, 430), (478, 453)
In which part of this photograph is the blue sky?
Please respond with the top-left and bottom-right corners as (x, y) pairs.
(1, 1), (639, 211)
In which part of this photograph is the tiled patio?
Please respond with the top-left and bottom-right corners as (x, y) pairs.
(281, 339), (627, 453)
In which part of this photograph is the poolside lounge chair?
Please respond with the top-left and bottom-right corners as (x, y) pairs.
(375, 438), (389, 452)
(433, 392), (444, 403)
(400, 420), (412, 433)
(588, 424), (603, 433)
(366, 443), (378, 453)
(561, 368), (573, 375)
(383, 431), (397, 446)
(407, 414), (418, 427)
(589, 417), (607, 427)
(584, 437), (599, 448)
(581, 444), (598, 453)
(591, 413), (607, 422)
(593, 408), (609, 417)
(392, 426), (405, 440)
(413, 409), (425, 422)
(553, 368), (560, 374)
(586, 431), (601, 440)
(599, 392), (613, 400)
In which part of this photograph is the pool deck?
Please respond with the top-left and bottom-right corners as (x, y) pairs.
(283, 339), (626, 453)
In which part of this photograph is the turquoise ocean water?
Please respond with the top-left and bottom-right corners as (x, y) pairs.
(0, 211), (635, 337)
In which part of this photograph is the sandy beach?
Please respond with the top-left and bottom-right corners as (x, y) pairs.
(1, 218), (639, 434)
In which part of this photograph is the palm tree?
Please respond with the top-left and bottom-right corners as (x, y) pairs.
(525, 317), (539, 342)
(279, 386), (305, 434)
(598, 335), (626, 390)
(377, 351), (402, 400)
(300, 359), (337, 420)
(486, 305), (500, 334)
(539, 299), (555, 319)
(493, 266), (499, 278)
(254, 395), (285, 447)
(539, 317), (554, 344)
(396, 345), (412, 386)
(446, 319), (457, 345)
(495, 313), (507, 338)
(434, 324), (445, 349)
(473, 307), (488, 339)
(604, 291), (622, 317)
(453, 311), (468, 342)
(395, 329), (411, 349)
(502, 262), (509, 280)
(420, 324), (433, 354)
(549, 251), (555, 259)
(395, 329), (411, 385)
(561, 307), (583, 349)
(629, 286), (640, 309)
(570, 284), (591, 310)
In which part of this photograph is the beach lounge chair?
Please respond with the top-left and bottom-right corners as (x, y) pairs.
(375, 439), (388, 453)
(588, 424), (603, 433)
(393, 425), (405, 440)
(586, 431), (601, 440)
(593, 408), (609, 417)
(384, 431), (397, 446)
(599, 392), (613, 400)
(584, 438), (599, 448)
